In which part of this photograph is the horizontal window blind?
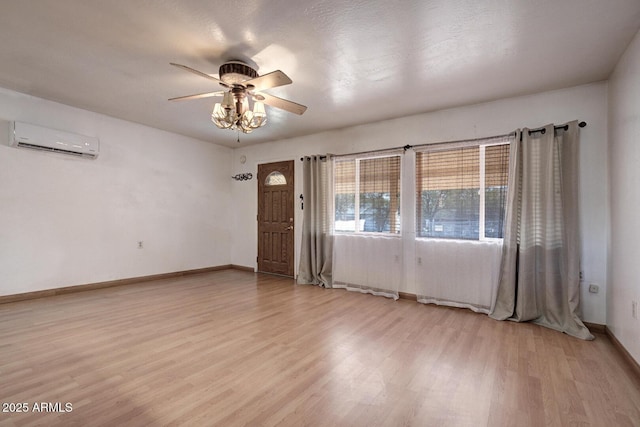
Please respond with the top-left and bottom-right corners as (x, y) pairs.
(334, 155), (401, 234)
(334, 159), (357, 230)
(416, 139), (510, 240)
(416, 147), (480, 239)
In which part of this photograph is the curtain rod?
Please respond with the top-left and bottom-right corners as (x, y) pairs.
(301, 132), (514, 161)
(527, 120), (586, 135)
(301, 121), (588, 161)
(300, 155), (327, 161)
(325, 132), (516, 159)
(521, 121), (587, 141)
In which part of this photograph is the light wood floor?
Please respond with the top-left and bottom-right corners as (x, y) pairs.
(1, 270), (639, 427)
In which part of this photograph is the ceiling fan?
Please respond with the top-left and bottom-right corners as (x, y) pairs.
(169, 61), (307, 134)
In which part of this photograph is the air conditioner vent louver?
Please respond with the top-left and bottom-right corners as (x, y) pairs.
(9, 121), (99, 159)
(15, 141), (93, 157)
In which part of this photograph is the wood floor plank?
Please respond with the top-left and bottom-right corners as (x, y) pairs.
(1, 269), (639, 426)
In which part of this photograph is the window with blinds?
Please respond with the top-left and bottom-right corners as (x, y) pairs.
(416, 141), (509, 240)
(484, 144), (510, 238)
(334, 155), (401, 234)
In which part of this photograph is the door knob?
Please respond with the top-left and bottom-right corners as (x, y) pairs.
(285, 225), (293, 231)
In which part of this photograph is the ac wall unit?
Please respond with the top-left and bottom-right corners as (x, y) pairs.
(9, 121), (99, 159)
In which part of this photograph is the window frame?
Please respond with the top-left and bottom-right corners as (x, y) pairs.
(333, 153), (402, 237)
(415, 140), (509, 242)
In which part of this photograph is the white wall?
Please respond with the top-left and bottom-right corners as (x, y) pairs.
(233, 82), (608, 324)
(608, 29), (640, 363)
(0, 88), (233, 296)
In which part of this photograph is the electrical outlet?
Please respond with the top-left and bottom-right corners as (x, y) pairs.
(588, 284), (599, 294)
(138, 241), (143, 249)
(633, 301), (638, 320)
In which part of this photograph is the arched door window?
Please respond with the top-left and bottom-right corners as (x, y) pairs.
(265, 171), (287, 186)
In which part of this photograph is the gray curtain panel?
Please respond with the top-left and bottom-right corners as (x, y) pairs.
(491, 121), (593, 340)
(298, 155), (333, 287)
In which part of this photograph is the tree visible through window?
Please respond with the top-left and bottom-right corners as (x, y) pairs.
(334, 155), (401, 234)
(416, 142), (509, 240)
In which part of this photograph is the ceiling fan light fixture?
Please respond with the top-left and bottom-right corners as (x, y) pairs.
(170, 60), (306, 138)
(212, 92), (267, 134)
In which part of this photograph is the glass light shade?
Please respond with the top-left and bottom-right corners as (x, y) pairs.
(239, 102), (267, 132)
(212, 102), (234, 129)
(211, 92), (268, 134)
(242, 110), (254, 123)
(239, 110), (254, 133)
(222, 92), (235, 110)
(253, 101), (266, 115)
(212, 103), (224, 118)
(252, 101), (267, 127)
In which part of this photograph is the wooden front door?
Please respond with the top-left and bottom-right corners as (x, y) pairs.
(257, 160), (295, 277)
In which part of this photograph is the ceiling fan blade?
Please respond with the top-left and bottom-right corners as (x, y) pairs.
(170, 62), (223, 85)
(257, 92), (307, 115)
(245, 70), (292, 91)
(168, 91), (224, 102)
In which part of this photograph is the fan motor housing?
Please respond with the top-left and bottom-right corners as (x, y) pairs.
(219, 61), (258, 86)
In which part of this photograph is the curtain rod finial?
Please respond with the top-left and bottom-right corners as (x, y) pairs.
(579, 121), (587, 128)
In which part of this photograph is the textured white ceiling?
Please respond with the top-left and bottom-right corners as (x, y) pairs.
(0, 0), (638, 147)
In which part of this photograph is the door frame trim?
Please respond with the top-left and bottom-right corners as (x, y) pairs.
(256, 159), (297, 278)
